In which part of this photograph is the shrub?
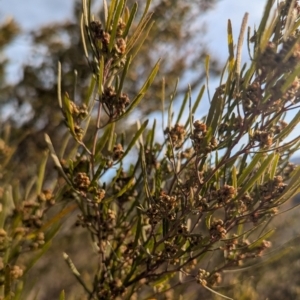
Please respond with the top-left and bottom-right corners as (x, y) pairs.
(1, 0), (300, 299)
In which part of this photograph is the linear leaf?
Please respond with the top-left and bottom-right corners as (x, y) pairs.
(130, 20), (154, 61)
(269, 153), (280, 180)
(105, 0), (118, 31)
(276, 109), (300, 141)
(108, 0), (125, 52)
(117, 56), (132, 96)
(248, 229), (275, 250)
(125, 12), (153, 53)
(45, 134), (72, 186)
(115, 60), (160, 120)
(238, 153), (275, 196)
(119, 119), (149, 162)
(57, 62), (62, 108)
(175, 90), (189, 125)
(227, 19), (235, 72)
(237, 152), (264, 186)
(107, 122), (116, 152)
(36, 150), (49, 195)
(122, 3), (138, 38)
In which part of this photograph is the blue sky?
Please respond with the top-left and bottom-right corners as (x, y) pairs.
(1, 0), (299, 158)
(1, 0), (266, 82)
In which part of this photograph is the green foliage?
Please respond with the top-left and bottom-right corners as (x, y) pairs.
(1, 0), (300, 299)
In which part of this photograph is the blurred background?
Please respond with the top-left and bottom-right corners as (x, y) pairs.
(1, 0), (300, 299)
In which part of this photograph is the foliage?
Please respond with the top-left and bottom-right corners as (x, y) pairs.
(1, 0), (300, 299)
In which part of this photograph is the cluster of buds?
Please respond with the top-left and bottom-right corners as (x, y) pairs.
(10, 265), (24, 280)
(181, 168), (204, 193)
(196, 269), (210, 286)
(90, 19), (127, 60)
(73, 172), (91, 192)
(282, 162), (296, 179)
(113, 170), (136, 204)
(62, 94), (88, 141)
(76, 209), (116, 241)
(214, 185), (236, 205)
(259, 176), (286, 202)
(144, 146), (160, 171)
(271, 120), (288, 134)
(31, 232), (45, 250)
(165, 123), (186, 149)
(224, 237), (258, 265)
(218, 116), (244, 138)
(146, 191), (178, 225)
(93, 188), (106, 203)
(191, 121), (218, 154)
(252, 130), (274, 148)
(112, 143), (124, 161)
(102, 87), (130, 118)
(38, 189), (55, 206)
(243, 80), (263, 114)
(90, 21), (111, 54)
(163, 241), (178, 258)
(209, 219), (227, 240)
(16, 200), (44, 229)
(97, 278), (126, 300)
(69, 101), (88, 120)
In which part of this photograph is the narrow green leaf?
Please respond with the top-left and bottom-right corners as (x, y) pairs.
(184, 84), (205, 128)
(95, 123), (114, 155)
(80, 14), (89, 60)
(106, 178), (135, 202)
(269, 153), (280, 180)
(57, 62), (62, 108)
(108, 0), (125, 52)
(205, 213), (213, 229)
(62, 93), (75, 136)
(257, 0), (275, 51)
(210, 94), (224, 136)
(125, 12), (153, 53)
(280, 62), (300, 94)
(117, 56), (132, 97)
(107, 122), (116, 152)
(115, 60), (160, 120)
(141, 0), (151, 20)
(122, 3), (138, 38)
(232, 166), (237, 189)
(36, 150), (49, 195)
(276, 109), (300, 141)
(238, 153), (275, 196)
(44, 134), (72, 186)
(150, 119), (156, 149)
(103, 0), (108, 24)
(175, 90), (189, 125)
(63, 253), (92, 295)
(130, 20), (155, 60)
(236, 13), (248, 93)
(98, 56), (105, 96)
(161, 77), (166, 130)
(24, 176), (37, 201)
(206, 89), (224, 136)
(105, 0), (118, 31)
(119, 119), (149, 162)
(59, 290), (65, 300)
(84, 75), (96, 107)
(227, 19), (235, 72)
(237, 152), (264, 185)
(248, 229), (275, 250)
